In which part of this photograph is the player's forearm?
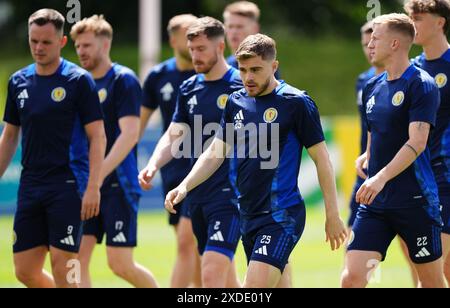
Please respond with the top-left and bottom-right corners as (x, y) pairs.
(181, 139), (227, 192)
(87, 129), (107, 189)
(0, 131), (19, 177)
(376, 122), (428, 183)
(376, 143), (420, 184)
(315, 155), (340, 218)
(139, 107), (155, 140)
(102, 130), (139, 180)
(147, 130), (176, 170)
(308, 142), (340, 218)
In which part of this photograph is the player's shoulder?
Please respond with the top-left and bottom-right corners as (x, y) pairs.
(409, 66), (438, 94)
(179, 73), (204, 96)
(228, 87), (247, 105)
(357, 67), (376, 83)
(9, 63), (35, 86)
(278, 83), (310, 101)
(112, 63), (140, 84)
(224, 67), (243, 90)
(60, 59), (90, 79)
(148, 58), (177, 77)
(227, 55), (238, 68)
(411, 53), (426, 67)
(365, 71), (386, 90)
(276, 83), (318, 110)
(441, 49), (450, 64)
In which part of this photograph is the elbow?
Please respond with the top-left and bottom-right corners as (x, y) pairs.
(124, 128), (140, 146)
(416, 143), (427, 155)
(99, 132), (107, 149)
(410, 139), (427, 156)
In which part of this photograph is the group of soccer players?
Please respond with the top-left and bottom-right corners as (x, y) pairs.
(0, 0), (448, 288)
(344, 0), (450, 288)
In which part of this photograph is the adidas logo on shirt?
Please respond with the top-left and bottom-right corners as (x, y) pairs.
(60, 235), (75, 246)
(415, 247), (431, 258)
(112, 232), (127, 243)
(18, 89), (29, 109)
(254, 245), (268, 256)
(210, 231), (224, 242)
(187, 95), (198, 114)
(234, 110), (244, 129)
(18, 89), (29, 100)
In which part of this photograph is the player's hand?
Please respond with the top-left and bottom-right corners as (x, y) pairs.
(355, 153), (368, 180)
(325, 215), (347, 251)
(356, 173), (387, 205)
(164, 185), (187, 214)
(138, 164), (158, 191)
(81, 186), (101, 221)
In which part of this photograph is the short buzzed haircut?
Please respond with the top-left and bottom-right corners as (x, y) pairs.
(186, 17), (225, 41)
(372, 13), (416, 41)
(29, 9), (65, 34)
(404, 0), (450, 33)
(223, 1), (261, 22)
(70, 15), (113, 41)
(167, 14), (198, 36)
(235, 33), (277, 61)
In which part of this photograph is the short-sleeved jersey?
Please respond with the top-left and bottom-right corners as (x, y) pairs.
(3, 59), (103, 194)
(413, 51), (450, 181)
(142, 58), (195, 186)
(219, 82), (325, 216)
(172, 67), (243, 203)
(356, 67), (377, 154)
(94, 64), (142, 208)
(362, 65), (441, 215)
(227, 55), (281, 80)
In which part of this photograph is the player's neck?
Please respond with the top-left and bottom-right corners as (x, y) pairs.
(422, 35), (450, 60)
(91, 58), (113, 79)
(204, 56), (230, 81)
(259, 78), (280, 97)
(385, 56), (411, 81)
(374, 66), (384, 76)
(174, 54), (194, 72)
(35, 57), (62, 76)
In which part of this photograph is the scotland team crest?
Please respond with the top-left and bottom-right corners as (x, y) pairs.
(217, 94), (228, 110)
(98, 88), (108, 104)
(392, 91), (405, 107)
(51, 87), (66, 103)
(435, 73), (447, 89)
(264, 108), (278, 123)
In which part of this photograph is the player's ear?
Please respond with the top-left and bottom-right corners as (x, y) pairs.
(437, 16), (446, 32)
(169, 35), (176, 49)
(103, 37), (112, 52)
(218, 39), (226, 53)
(391, 38), (399, 50)
(272, 60), (279, 72)
(61, 35), (68, 48)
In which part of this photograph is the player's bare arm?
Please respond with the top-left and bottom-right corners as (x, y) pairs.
(0, 124), (20, 177)
(307, 141), (347, 251)
(101, 116), (140, 181)
(139, 122), (189, 190)
(139, 106), (156, 140)
(165, 137), (229, 214)
(357, 121), (430, 206)
(82, 120), (107, 221)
